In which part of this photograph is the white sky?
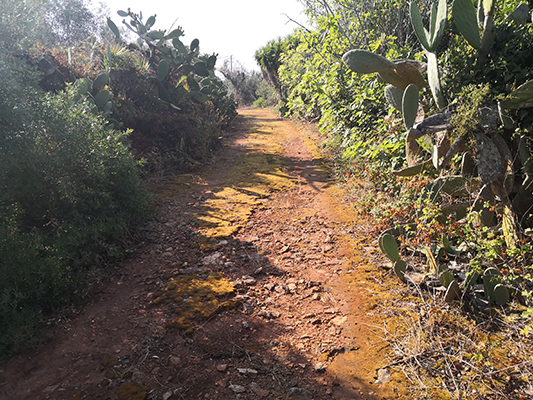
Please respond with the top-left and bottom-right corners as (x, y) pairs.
(101, 0), (307, 71)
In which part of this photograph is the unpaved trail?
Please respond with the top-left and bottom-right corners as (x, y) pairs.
(0, 109), (405, 399)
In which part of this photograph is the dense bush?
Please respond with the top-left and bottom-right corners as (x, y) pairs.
(0, 55), (151, 358)
(0, 4), (240, 359)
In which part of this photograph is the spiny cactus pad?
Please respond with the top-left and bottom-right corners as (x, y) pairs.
(394, 259), (407, 280)
(384, 85), (403, 112)
(402, 84), (419, 129)
(453, 0), (481, 49)
(492, 284), (510, 305)
(342, 49), (396, 74)
(379, 233), (400, 262)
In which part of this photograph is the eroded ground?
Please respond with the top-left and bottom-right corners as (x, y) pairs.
(0, 109), (407, 399)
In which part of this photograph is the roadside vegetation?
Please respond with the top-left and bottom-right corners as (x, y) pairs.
(256, 0), (533, 398)
(0, 0), (237, 359)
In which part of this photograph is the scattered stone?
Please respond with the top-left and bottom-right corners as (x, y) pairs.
(314, 362), (327, 373)
(202, 252), (222, 265)
(250, 382), (269, 397)
(229, 384), (246, 393)
(258, 310), (280, 319)
(264, 283), (276, 291)
(241, 275), (256, 285)
(280, 245), (291, 253)
(169, 356), (181, 366)
(237, 368), (258, 375)
(275, 284), (288, 294)
(375, 368), (391, 384)
(217, 364), (228, 372)
(330, 316), (347, 326)
(287, 387), (312, 397)
(42, 384), (60, 393)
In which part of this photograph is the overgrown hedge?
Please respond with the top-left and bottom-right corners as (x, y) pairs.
(0, 54), (152, 357)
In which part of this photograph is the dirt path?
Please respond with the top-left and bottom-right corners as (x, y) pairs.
(0, 109), (404, 399)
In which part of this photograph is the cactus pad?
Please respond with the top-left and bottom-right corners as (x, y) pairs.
(453, 0), (481, 49)
(379, 233), (400, 262)
(402, 84), (419, 129)
(444, 280), (461, 302)
(394, 259), (407, 280)
(384, 85), (403, 111)
(342, 49), (396, 74)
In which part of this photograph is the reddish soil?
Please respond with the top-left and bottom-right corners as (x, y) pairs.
(0, 109), (402, 400)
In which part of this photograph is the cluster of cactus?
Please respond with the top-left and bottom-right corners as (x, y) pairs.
(348, 0), (533, 308)
(379, 230), (512, 305)
(73, 72), (122, 129)
(483, 267), (510, 305)
(107, 10), (217, 106)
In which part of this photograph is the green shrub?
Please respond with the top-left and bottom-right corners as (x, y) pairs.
(253, 97), (267, 108)
(0, 82), (151, 358)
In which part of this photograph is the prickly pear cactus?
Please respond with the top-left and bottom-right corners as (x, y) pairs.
(342, 49), (396, 74)
(379, 233), (400, 262)
(453, 0), (481, 49)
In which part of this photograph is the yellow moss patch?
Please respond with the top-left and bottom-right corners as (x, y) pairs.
(156, 273), (240, 333)
(194, 111), (294, 246)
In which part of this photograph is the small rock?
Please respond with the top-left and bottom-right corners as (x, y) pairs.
(202, 252), (222, 265)
(169, 356), (181, 366)
(42, 384), (60, 393)
(237, 368), (258, 375)
(275, 284), (288, 294)
(330, 316), (347, 326)
(314, 362), (327, 373)
(217, 364), (228, 372)
(312, 293), (320, 301)
(288, 283), (297, 291)
(264, 282), (276, 291)
(287, 387), (312, 397)
(375, 368), (391, 384)
(229, 384), (246, 393)
(162, 391), (173, 400)
(254, 267), (263, 275)
(242, 275), (256, 285)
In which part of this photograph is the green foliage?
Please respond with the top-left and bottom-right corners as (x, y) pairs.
(0, 80), (151, 358)
(254, 80), (278, 108)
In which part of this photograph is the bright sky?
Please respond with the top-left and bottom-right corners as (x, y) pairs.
(101, 0), (306, 71)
